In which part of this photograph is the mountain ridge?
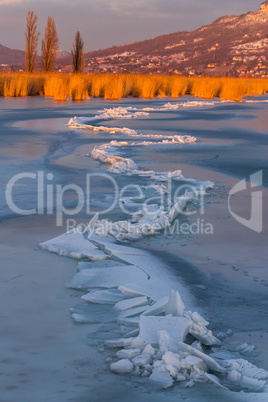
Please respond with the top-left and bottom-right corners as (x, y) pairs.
(82, 1), (268, 77)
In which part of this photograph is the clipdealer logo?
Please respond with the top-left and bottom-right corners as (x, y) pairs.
(4, 170), (214, 236)
(228, 170), (263, 233)
(5, 171), (203, 224)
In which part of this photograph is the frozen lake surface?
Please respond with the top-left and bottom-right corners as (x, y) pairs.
(0, 96), (267, 401)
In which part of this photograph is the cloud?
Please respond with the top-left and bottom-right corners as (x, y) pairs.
(0, 0), (22, 4)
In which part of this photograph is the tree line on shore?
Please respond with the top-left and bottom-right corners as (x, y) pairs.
(25, 11), (84, 73)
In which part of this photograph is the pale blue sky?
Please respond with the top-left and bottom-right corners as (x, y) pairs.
(0, 0), (263, 52)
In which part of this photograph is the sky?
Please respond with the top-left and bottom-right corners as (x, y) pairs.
(0, 0), (263, 52)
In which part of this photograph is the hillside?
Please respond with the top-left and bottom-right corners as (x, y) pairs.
(0, 44), (25, 67)
(83, 1), (268, 77)
(0, 46), (71, 71)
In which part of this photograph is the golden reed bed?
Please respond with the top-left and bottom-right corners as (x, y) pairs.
(0, 73), (267, 102)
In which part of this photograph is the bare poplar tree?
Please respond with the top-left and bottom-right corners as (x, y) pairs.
(41, 17), (59, 72)
(25, 11), (40, 73)
(71, 31), (84, 73)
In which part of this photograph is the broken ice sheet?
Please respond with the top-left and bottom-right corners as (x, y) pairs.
(165, 290), (185, 316)
(110, 359), (134, 374)
(66, 265), (148, 289)
(177, 343), (226, 373)
(117, 317), (140, 327)
(82, 289), (129, 304)
(114, 296), (149, 311)
(105, 338), (135, 348)
(138, 316), (192, 346)
(40, 229), (108, 260)
(87, 233), (148, 258)
(149, 369), (174, 389)
(185, 310), (221, 346)
(141, 296), (169, 316)
(70, 303), (118, 325)
(224, 359), (268, 392)
(117, 305), (150, 319)
(36, 101), (268, 398)
(116, 349), (141, 360)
